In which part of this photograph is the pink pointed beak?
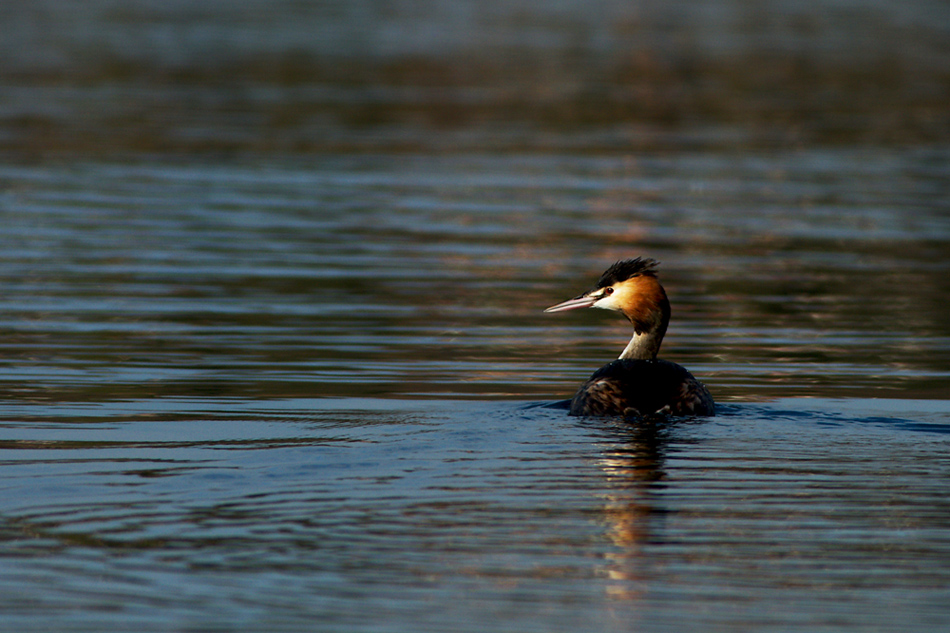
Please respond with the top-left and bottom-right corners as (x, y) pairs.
(544, 293), (597, 313)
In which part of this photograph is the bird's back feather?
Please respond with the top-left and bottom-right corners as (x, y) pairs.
(569, 359), (715, 418)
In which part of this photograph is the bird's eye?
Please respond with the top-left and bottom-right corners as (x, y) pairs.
(602, 287), (614, 296)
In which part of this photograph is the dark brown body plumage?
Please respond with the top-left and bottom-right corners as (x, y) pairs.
(569, 359), (715, 417)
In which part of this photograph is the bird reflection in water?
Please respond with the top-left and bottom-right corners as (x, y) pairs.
(589, 418), (675, 603)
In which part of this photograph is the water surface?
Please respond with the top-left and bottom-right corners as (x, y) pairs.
(1, 153), (948, 633)
(1, 1), (949, 631)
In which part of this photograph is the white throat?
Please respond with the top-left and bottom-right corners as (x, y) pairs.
(619, 331), (658, 361)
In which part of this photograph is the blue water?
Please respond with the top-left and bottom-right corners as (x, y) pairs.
(1, 396), (948, 632)
(1, 1), (950, 631)
(0, 150), (948, 631)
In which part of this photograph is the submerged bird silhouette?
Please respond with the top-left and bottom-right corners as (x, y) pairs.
(545, 258), (714, 418)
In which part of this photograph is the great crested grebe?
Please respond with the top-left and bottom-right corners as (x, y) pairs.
(545, 257), (714, 418)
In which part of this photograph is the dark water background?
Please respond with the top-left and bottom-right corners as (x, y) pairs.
(1, 2), (949, 632)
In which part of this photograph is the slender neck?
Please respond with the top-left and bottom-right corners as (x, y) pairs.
(619, 330), (663, 360)
(618, 286), (670, 360)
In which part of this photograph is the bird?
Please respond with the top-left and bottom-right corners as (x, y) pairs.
(544, 257), (714, 418)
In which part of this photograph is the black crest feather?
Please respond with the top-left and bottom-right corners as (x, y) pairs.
(596, 257), (660, 288)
